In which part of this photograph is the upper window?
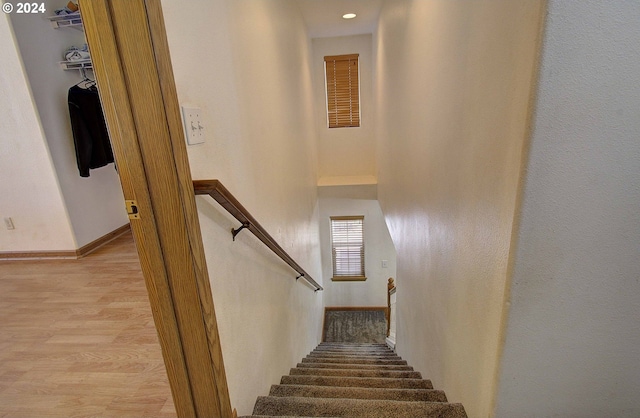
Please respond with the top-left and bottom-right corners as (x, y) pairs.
(324, 54), (360, 128)
(330, 216), (365, 281)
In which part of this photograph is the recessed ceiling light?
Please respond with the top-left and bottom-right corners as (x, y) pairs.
(342, 13), (357, 19)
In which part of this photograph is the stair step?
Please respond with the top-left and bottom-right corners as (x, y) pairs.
(240, 416), (333, 418)
(309, 352), (400, 358)
(280, 375), (433, 389)
(269, 384), (448, 402)
(310, 352), (394, 358)
(290, 367), (422, 379)
(302, 357), (407, 365)
(318, 343), (388, 347)
(310, 351), (396, 357)
(296, 362), (413, 371)
(310, 352), (393, 358)
(313, 347), (394, 352)
(252, 396), (467, 418)
(244, 343), (466, 417)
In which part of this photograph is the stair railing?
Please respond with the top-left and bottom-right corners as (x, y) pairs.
(386, 277), (397, 349)
(386, 277), (395, 337)
(193, 179), (323, 291)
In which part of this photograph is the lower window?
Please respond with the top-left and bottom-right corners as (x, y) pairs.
(330, 216), (366, 281)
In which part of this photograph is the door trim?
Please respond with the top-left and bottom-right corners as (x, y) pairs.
(79, 1), (232, 416)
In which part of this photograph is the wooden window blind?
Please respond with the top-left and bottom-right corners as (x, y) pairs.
(324, 54), (360, 128)
(330, 216), (365, 280)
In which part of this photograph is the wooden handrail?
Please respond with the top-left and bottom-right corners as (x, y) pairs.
(193, 179), (323, 291)
(387, 277), (395, 337)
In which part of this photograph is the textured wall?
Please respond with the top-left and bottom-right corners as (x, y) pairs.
(0, 13), (76, 251)
(161, 0), (323, 414)
(374, 1), (545, 416)
(9, 0), (128, 248)
(495, 1), (640, 416)
(312, 35), (376, 183)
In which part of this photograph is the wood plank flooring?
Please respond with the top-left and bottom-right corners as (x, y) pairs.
(0, 231), (176, 417)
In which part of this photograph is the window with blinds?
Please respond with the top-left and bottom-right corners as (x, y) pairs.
(330, 216), (366, 281)
(324, 54), (360, 128)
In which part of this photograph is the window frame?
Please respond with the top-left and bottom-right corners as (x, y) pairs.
(324, 54), (361, 129)
(330, 215), (366, 282)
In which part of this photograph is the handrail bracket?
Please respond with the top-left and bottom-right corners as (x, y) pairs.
(232, 222), (251, 241)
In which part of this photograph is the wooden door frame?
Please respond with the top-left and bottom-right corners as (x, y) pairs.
(80, 1), (232, 416)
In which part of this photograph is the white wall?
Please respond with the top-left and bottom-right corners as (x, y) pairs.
(0, 13), (75, 251)
(494, 1), (640, 416)
(374, 1), (544, 416)
(318, 185), (396, 308)
(312, 35), (375, 184)
(9, 0), (128, 248)
(160, 0), (323, 414)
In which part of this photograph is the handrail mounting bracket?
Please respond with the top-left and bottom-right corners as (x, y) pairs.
(231, 222), (251, 241)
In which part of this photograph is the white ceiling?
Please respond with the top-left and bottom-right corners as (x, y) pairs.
(295, 0), (383, 38)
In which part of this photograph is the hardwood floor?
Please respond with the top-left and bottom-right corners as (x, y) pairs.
(0, 231), (176, 417)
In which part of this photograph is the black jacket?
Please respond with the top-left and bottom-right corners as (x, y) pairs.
(68, 85), (114, 177)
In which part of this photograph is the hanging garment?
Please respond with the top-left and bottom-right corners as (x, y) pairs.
(68, 84), (114, 177)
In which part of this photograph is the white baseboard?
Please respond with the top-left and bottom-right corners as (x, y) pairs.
(385, 337), (396, 351)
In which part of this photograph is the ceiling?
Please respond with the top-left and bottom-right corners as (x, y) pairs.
(295, 0), (383, 38)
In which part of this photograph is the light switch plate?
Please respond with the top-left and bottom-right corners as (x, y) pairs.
(182, 106), (205, 145)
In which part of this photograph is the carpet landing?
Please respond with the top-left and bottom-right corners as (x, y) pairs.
(322, 309), (387, 344)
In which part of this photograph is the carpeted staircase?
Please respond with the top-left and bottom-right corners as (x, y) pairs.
(241, 342), (467, 417)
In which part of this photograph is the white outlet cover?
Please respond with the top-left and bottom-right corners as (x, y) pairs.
(182, 106), (205, 145)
